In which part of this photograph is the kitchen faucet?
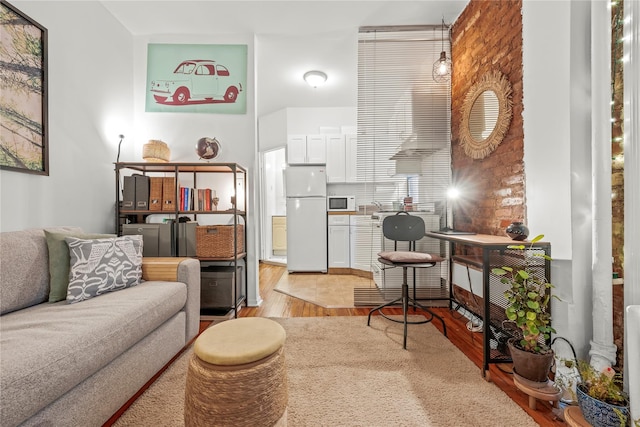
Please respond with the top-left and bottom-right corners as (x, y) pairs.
(372, 201), (383, 210)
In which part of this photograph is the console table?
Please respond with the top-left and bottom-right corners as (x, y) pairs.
(425, 232), (551, 381)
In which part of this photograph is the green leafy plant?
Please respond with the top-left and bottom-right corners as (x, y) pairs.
(555, 358), (632, 426)
(492, 234), (558, 354)
(575, 360), (628, 406)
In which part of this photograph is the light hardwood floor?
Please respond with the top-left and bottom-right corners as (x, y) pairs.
(234, 262), (566, 427)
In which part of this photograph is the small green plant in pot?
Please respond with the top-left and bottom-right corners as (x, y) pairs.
(556, 359), (630, 427)
(492, 234), (558, 382)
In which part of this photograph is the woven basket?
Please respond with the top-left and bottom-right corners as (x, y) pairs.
(142, 140), (171, 162)
(196, 225), (244, 258)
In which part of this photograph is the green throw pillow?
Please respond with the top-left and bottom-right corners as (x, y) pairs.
(44, 230), (114, 302)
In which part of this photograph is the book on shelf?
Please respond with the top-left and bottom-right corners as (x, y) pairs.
(205, 188), (212, 211)
(177, 186), (219, 211)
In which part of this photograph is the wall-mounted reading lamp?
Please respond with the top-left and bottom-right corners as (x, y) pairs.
(116, 134), (125, 163)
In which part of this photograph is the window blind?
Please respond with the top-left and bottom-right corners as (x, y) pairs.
(357, 26), (451, 218)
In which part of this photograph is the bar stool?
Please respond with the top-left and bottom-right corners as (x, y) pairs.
(367, 212), (447, 349)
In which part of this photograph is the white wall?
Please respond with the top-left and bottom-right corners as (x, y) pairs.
(131, 33), (261, 306)
(522, 0), (593, 357)
(0, 1), (133, 233)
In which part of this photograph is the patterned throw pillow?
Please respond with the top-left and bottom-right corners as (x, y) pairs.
(65, 235), (143, 304)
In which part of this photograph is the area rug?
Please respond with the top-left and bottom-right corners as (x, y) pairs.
(114, 316), (537, 427)
(273, 272), (376, 308)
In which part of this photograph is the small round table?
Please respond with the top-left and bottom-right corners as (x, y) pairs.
(564, 406), (592, 427)
(513, 371), (563, 410)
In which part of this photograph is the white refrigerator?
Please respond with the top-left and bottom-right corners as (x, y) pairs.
(284, 166), (327, 273)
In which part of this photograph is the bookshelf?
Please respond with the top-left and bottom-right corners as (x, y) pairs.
(114, 162), (247, 317)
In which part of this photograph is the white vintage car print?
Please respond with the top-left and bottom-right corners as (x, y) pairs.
(150, 60), (242, 105)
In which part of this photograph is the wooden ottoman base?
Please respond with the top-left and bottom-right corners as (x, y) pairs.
(185, 346), (288, 427)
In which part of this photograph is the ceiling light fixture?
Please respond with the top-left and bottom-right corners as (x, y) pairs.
(303, 70), (327, 88)
(432, 18), (452, 82)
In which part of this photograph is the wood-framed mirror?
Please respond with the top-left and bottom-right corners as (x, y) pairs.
(459, 70), (513, 159)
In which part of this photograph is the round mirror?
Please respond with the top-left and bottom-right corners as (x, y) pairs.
(469, 90), (499, 141)
(459, 71), (513, 159)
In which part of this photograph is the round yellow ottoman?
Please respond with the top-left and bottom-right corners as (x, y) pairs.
(184, 317), (288, 427)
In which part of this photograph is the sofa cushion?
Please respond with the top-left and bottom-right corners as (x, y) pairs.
(44, 230), (115, 302)
(0, 280), (187, 425)
(65, 235), (143, 303)
(0, 227), (81, 315)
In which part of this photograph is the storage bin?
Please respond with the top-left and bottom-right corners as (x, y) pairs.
(200, 265), (244, 313)
(196, 225), (244, 258)
(122, 223), (172, 256)
(177, 222), (198, 257)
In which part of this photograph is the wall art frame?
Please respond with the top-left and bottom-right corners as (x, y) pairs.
(0, 0), (48, 175)
(145, 43), (248, 114)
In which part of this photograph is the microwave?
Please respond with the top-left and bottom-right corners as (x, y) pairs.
(327, 195), (356, 212)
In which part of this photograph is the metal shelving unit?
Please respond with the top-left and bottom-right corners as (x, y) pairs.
(115, 162), (248, 317)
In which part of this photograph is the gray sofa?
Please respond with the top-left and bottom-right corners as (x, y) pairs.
(0, 227), (201, 426)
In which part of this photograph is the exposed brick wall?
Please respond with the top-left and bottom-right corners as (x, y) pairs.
(451, 0), (525, 236)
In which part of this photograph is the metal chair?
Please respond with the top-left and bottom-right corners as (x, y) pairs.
(367, 212), (447, 349)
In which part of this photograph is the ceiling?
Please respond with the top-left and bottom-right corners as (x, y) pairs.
(101, 0), (469, 116)
(101, 1), (467, 36)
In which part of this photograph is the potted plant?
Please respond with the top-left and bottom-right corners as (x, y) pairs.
(492, 234), (558, 383)
(555, 359), (630, 427)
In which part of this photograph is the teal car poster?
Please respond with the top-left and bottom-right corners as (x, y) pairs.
(146, 43), (247, 114)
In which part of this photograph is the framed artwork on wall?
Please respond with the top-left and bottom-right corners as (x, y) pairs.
(145, 43), (248, 114)
(0, 0), (48, 175)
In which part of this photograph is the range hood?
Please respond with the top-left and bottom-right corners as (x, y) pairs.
(390, 134), (443, 160)
(390, 134), (425, 175)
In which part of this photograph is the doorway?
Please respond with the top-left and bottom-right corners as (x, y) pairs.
(260, 147), (287, 264)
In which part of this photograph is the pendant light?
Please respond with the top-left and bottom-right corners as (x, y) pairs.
(432, 18), (452, 82)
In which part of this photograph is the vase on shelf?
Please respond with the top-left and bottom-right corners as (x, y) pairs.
(505, 222), (529, 241)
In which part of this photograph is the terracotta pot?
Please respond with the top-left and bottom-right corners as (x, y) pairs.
(507, 339), (554, 383)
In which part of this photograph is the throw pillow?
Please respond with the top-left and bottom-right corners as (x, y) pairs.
(44, 230), (114, 302)
(378, 251), (444, 263)
(65, 235), (143, 304)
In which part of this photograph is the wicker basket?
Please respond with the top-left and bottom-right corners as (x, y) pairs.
(142, 140), (170, 162)
(196, 225), (244, 258)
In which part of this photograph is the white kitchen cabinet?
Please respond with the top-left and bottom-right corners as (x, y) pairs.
(287, 134), (326, 165)
(349, 215), (381, 272)
(326, 134), (357, 183)
(326, 135), (346, 183)
(272, 216), (287, 255)
(328, 215), (350, 268)
(345, 134), (358, 183)
(287, 135), (307, 164)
